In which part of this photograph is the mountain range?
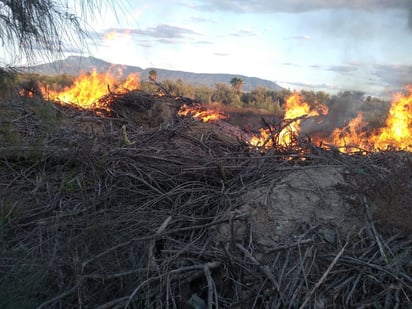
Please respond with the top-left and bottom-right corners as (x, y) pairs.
(25, 56), (283, 92)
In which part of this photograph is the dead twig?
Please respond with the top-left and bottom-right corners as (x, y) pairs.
(299, 239), (349, 309)
(363, 195), (388, 264)
(236, 243), (280, 293)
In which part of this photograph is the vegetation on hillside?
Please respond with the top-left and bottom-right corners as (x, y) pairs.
(1, 70), (392, 130)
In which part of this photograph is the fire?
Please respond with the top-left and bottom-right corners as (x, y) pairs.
(178, 104), (228, 122)
(19, 89), (34, 98)
(327, 113), (369, 151)
(370, 89), (412, 150)
(43, 69), (140, 109)
(41, 71), (412, 153)
(249, 90), (412, 153)
(280, 93), (327, 145)
(316, 89), (412, 152)
(249, 93), (328, 148)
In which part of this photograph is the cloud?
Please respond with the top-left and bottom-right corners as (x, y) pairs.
(279, 80), (341, 91)
(282, 63), (357, 73)
(157, 38), (179, 44)
(194, 40), (213, 45)
(281, 62), (301, 67)
(408, 2), (412, 29)
(326, 65), (358, 74)
(90, 31), (152, 47)
(310, 64), (322, 69)
(279, 63), (410, 96)
(138, 24), (199, 38)
(135, 40), (153, 48)
(299, 63), (357, 74)
(284, 35), (312, 40)
(372, 64), (412, 86)
(230, 29), (259, 37)
(189, 16), (214, 23)
(104, 24), (198, 40)
(195, 0), (410, 13)
(95, 24), (200, 47)
(31, 38), (84, 54)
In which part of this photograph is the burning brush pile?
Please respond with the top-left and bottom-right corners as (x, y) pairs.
(0, 70), (411, 308)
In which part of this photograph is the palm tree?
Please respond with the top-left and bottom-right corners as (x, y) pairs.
(230, 77), (244, 93)
(149, 69), (158, 81)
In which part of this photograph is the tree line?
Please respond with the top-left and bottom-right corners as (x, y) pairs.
(0, 69), (391, 129)
(140, 74), (390, 125)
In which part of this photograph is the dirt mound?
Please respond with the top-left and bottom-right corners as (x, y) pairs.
(237, 166), (362, 245)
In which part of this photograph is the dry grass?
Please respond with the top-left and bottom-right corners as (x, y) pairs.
(0, 92), (411, 308)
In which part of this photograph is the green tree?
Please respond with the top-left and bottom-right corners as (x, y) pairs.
(241, 87), (285, 113)
(300, 90), (330, 111)
(230, 77), (244, 93)
(212, 82), (241, 106)
(194, 86), (213, 103)
(148, 69), (158, 81)
(161, 79), (188, 97)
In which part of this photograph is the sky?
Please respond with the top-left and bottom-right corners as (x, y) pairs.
(4, 0), (412, 97)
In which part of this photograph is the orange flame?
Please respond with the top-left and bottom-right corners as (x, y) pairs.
(327, 113), (370, 151)
(370, 89), (412, 150)
(44, 69), (140, 109)
(40, 71), (412, 153)
(248, 127), (276, 148)
(178, 104), (228, 122)
(280, 92), (327, 145)
(249, 93), (328, 148)
(19, 89), (34, 98)
(316, 89), (412, 152)
(249, 89), (412, 153)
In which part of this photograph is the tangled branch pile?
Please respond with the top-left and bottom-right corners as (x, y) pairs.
(0, 92), (411, 308)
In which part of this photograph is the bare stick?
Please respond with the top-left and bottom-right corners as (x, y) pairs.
(124, 262), (220, 308)
(96, 296), (129, 309)
(261, 115), (308, 148)
(266, 238), (314, 253)
(363, 195), (388, 263)
(82, 214), (248, 270)
(236, 243), (280, 292)
(148, 216), (173, 270)
(299, 241), (348, 309)
(204, 263), (218, 309)
(37, 281), (82, 309)
(149, 78), (172, 97)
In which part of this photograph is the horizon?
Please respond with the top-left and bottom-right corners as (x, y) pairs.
(25, 55), (403, 100)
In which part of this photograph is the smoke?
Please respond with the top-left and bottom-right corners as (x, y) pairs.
(408, 6), (412, 30)
(300, 91), (367, 136)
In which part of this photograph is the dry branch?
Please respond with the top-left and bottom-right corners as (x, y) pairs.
(1, 93), (411, 308)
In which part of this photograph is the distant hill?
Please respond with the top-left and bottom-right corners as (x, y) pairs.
(25, 56), (283, 92)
